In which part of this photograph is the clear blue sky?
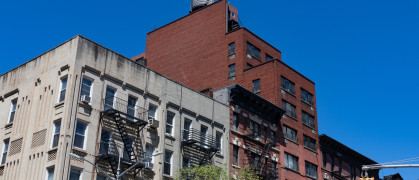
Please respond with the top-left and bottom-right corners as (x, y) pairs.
(1, 0), (418, 179)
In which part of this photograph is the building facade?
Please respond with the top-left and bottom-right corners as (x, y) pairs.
(214, 85), (285, 179)
(0, 35), (229, 180)
(139, 0), (321, 179)
(320, 135), (379, 180)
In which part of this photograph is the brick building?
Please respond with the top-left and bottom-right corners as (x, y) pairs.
(214, 85), (285, 179)
(320, 134), (380, 180)
(137, 0), (321, 179)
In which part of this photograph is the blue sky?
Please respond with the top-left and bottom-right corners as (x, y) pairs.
(1, 0), (418, 178)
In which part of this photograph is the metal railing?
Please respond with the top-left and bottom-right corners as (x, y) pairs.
(182, 129), (218, 150)
(102, 96), (148, 122)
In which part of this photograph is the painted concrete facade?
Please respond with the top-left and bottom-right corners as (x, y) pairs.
(0, 35), (229, 180)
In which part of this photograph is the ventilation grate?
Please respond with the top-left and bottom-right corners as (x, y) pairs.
(9, 138), (23, 156)
(31, 129), (47, 148)
(48, 149), (57, 161)
(0, 166), (4, 176)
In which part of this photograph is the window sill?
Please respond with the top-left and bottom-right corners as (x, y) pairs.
(253, 90), (260, 94)
(304, 146), (317, 154)
(5, 122), (13, 129)
(72, 147), (88, 155)
(232, 164), (241, 169)
(302, 123), (316, 130)
(301, 99), (314, 107)
(284, 167), (300, 175)
(48, 147), (59, 153)
(284, 114), (298, 121)
(284, 138), (299, 145)
(247, 53), (261, 61)
(281, 88), (296, 97)
(215, 153), (224, 158)
(165, 134), (176, 140)
(54, 101), (65, 108)
(230, 129), (243, 136)
(78, 101), (92, 109)
(228, 54), (236, 59)
(305, 175), (318, 180)
(162, 174), (173, 179)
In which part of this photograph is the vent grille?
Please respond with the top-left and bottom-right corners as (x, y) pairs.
(9, 138), (23, 156)
(0, 166), (4, 176)
(31, 129), (47, 148)
(48, 149), (57, 161)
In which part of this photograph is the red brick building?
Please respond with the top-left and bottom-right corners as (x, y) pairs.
(136, 0), (321, 179)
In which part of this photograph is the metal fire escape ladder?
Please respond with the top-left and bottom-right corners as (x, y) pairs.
(258, 135), (277, 179)
(181, 128), (219, 166)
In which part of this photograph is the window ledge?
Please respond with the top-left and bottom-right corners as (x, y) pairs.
(215, 153), (224, 158)
(54, 101), (65, 108)
(301, 99), (314, 107)
(284, 167), (300, 175)
(5, 122), (13, 129)
(305, 175), (318, 180)
(165, 134), (176, 140)
(304, 146), (318, 154)
(230, 129), (243, 136)
(72, 147), (88, 155)
(162, 174), (174, 179)
(247, 53), (261, 61)
(284, 138), (299, 145)
(284, 114), (298, 121)
(78, 101), (92, 109)
(232, 164), (241, 169)
(281, 88), (296, 97)
(302, 123), (316, 130)
(48, 147), (59, 153)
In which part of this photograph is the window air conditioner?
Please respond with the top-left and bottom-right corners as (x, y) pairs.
(81, 95), (91, 103)
(145, 162), (154, 169)
(148, 117), (159, 128)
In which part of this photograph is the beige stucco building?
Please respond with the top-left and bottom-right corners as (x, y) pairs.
(0, 35), (230, 180)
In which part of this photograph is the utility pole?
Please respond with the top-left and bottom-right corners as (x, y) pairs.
(360, 163), (419, 180)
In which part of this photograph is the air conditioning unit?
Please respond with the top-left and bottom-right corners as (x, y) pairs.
(323, 172), (330, 179)
(145, 162), (154, 169)
(81, 95), (91, 103)
(148, 117), (159, 128)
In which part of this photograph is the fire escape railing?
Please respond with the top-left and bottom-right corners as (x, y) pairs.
(98, 96), (148, 178)
(181, 129), (219, 165)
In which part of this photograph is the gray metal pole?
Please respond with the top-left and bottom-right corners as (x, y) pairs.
(362, 164), (419, 170)
(69, 153), (114, 180)
(117, 152), (121, 180)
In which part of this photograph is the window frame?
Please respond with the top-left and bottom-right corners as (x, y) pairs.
(232, 113), (239, 131)
(74, 120), (88, 150)
(148, 104), (158, 119)
(303, 135), (316, 151)
(283, 125), (298, 143)
(8, 99), (17, 123)
(51, 120), (61, 148)
(164, 150), (173, 176)
(145, 144), (155, 165)
(58, 76), (68, 103)
(233, 145), (239, 166)
(305, 161), (318, 179)
(249, 120), (260, 140)
(127, 96), (138, 120)
(282, 100), (297, 119)
(246, 42), (261, 60)
(301, 88), (314, 105)
(252, 79), (260, 93)
(228, 64), (236, 80)
(104, 86), (116, 110)
(281, 76), (295, 95)
(302, 111), (315, 129)
(228, 42), (235, 56)
(99, 129), (112, 155)
(266, 54), (273, 62)
(69, 167), (82, 180)
(80, 77), (93, 99)
(1, 139), (9, 164)
(46, 166), (55, 180)
(165, 112), (175, 136)
(216, 131), (223, 152)
(284, 152), (299, 172)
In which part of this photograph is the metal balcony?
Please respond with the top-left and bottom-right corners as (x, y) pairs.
(181, 129), (218, 151)
(102, 96), (148, 125)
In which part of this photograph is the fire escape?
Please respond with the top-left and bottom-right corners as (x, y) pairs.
(181, 128), (219, 166)
(96, 96), (148, 178)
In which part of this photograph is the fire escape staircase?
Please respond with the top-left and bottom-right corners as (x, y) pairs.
(97, 96), (148, 178)
(181, 128), (219, 166)
(245, 132), (278, 180)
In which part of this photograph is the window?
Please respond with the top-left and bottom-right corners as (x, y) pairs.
(338, 160), (342, 175)
(246, 42), (261, 60)
(1, 139), (9, 164)
(253, 79), (260, 93)
(46, 167), (54, 180)
(104, 87), (115, 110)
(250, 152), (261, 168)
(247, 63), (253, 69)
(322, 152), (327, 168)
(127, 96), (137, 121)
(302, 111), (315, 129)
(58, 77), (68, 102)
(52, 121), (61, 148)
(80, 78), (92, 98)
(249, 121), (260, 140)
(74, 121), (87, 149)
(282, 100), (296, 119)
(232, 113), (239, 131)
(164, 150), (173, 175)
(305, 161), (318, 179)
(284, 152), (299, 172)
(228, 42), (235, 56)
(200, 125), (208, 146)
(233, 145), (239, 166)
(281, 76), (295, 95)
(148, 104), (157, 119)
(270, 131), (276, 142)
(301, 89), (313, 105)
(166, 112), (175, 135)
(183, 156), (191, 168)
(330, 156), (334, 171)
(8, 99), (17, 123)
(99, 129), (111, 155)
(183, 119), (192, 140)
(283, 126), (297, 142)
(216, 131), (222, 151)
(69, 168), (82, 180)
(228, 64), (235, 81)
(145, 144), (155, 165)
(266, 54), (273, 62)
(303, 135), (316, 151)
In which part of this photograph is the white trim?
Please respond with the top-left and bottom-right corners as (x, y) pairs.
(57, 76), (68, 103)
(51, 120), (61, 148)
(74, 120), (88, 150)
(7, 99), (17, 123)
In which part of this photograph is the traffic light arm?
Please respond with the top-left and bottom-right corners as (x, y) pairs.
(362, 164), (419, 170)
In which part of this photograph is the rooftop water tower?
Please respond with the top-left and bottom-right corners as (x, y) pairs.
(191, 0), (215, 12)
